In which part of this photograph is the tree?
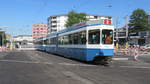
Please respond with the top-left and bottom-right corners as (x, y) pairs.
(65, 11), (87, 27)
(129, 8), (149, 32)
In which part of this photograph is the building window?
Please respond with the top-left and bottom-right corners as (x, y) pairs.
(94, 16), (98, 19)
(52, 16), (57, 19)
(52, 25), (57, 28)
(52, 21), (57, 23)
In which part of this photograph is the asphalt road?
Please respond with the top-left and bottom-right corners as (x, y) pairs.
(0, 50), (150, 84)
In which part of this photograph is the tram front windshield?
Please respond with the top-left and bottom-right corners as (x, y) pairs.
(102, 30), (113, 44)
(88, 29), (100, 44)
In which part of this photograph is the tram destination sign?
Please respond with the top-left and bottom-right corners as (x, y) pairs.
(86, 19), (112, 25)
(72, 19), (112, 28)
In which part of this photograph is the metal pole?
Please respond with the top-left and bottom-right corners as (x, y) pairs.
(125, 15), (129, 49)
(116, 17), (119, 42)
(125, 15), (129, 40)
(115, 17), (119, 56)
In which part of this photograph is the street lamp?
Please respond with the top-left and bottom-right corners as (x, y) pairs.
(124, 15), (129, 48)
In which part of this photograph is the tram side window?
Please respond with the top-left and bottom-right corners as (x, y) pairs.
(50, 38), (52, 44)
(35, 41), (42, 45)
(58, 37), (61, 44)
(68, 34), (73, 44)
(64, 35), (69, 44)
(73, 33), (78, 44)
(60, 37), (63, 45)
(44, 39), (49, 45)
(88, 29), (100, 44)
(54, 37), (57, 44)
(50, 37), (57, 45)
(49, 38), (51, 44)
(102, 30), (113, 44)
(79, 31), (86, 44)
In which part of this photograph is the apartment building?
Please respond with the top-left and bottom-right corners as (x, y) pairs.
(32, 24), (48, 41)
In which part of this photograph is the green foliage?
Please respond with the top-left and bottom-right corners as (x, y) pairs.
(65, 11), (87, 27)
(3, 40), (10, 44)
(129, 8), (149, 32)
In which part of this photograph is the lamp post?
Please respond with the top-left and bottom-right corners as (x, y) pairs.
(115, 17), (119, 43)
(125, 15), (129, 49)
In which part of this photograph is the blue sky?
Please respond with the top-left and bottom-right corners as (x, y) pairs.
(0, 0), (150, 36)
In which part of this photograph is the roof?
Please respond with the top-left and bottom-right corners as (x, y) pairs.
(47, 14), (112, 19)
(48, 20), (113, 36)
(0, 29), (5, 31)
(13, 35), (32, 38)
(47, 14), (68, 19)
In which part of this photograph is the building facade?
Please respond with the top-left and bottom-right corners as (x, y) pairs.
(13, 35), (34, 48)
(32, 24), (48, 41)
(47, 14), (112, 34)
(0, 30), (5, 46)
(114, 27), (127, 44)
(47, 14), (68, 33)
(129, 31), (150, 45)
(148, 14), (150, 24)
(13, 35), (33, 44)
(115, 26), (150, 45)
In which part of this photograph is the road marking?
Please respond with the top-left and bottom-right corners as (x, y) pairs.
(0, 60), (53, 65)
(120, 66), (150, 69)
(62, 71), (94, 84)
(112, 58), (129, 60)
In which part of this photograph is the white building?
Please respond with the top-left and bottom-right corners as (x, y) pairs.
(47, 14), (68, 33)
(13, 35), (33, 45)
(129, 31), (150, 45)
(47, 14), (112, 34)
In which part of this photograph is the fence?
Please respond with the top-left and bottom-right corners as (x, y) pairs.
(115, 45), (150, 56)
(0, 46), (8, 52)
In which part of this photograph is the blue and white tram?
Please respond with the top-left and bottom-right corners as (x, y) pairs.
(37, 21), (114, 64)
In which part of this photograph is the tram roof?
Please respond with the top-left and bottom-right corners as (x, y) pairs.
(48, 20), (113, 36)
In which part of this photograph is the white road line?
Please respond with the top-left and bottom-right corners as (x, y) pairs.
(62, 71), (94, 84)
(112, 58), (129, 60)
(120, 66), (150, 69)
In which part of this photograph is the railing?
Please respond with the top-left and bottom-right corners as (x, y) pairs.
(115, 45), (150, 56)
